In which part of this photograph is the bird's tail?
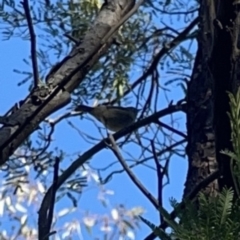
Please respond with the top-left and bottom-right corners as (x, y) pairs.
(75, 105), (93, 112)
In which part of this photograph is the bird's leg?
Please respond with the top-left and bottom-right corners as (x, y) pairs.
(104, 130), (114, 148)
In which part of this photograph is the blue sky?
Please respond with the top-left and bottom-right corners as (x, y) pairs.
(0, 2), (197, 239)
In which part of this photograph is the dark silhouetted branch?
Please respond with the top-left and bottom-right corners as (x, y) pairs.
(109, 134), (159, 209)
(38, 156), (60, 240)
(21, 0), (39, 88)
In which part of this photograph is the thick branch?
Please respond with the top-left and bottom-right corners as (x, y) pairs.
(210, 0), (239, 191)
(0, 0), (136, 164)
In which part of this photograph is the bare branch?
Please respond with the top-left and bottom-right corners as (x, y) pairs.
(101, 139), (186, 184)
(151, 140), (163, 223)
(109, 134), (159, 209)
(21, 0), (39, 88)
(110, 17), (198, 105)
(38, 156), (60, 240)
(155, 120), (187, 139)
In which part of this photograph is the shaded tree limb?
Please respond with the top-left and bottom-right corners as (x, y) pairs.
(108, 134), (159, 209)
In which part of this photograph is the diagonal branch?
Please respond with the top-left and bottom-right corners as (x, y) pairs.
(151, 140), (164, 222)
(108, 134), (159, 209)
(155, 120), (187, 139)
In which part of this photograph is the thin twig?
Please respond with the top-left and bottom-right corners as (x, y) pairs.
(33, 123), (55, 162)
(100, 139), (186, 184)
(109, 17), (199, 106)
(151, 140), (163, 223)
(21, 0), (39, 88)
(156, 120), (187, 139)
(64, 33), (79, 44)
(45, 111), (80, 125)
(108, 134), (159, 209)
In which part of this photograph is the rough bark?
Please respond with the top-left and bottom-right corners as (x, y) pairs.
(185, 0), (240, 197)
(210, 0), (240, 190)
(0, 0), (135, 164)
(184, 0), (219, 197)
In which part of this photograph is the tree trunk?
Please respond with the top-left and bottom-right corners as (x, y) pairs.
(185, 0), (239, 197)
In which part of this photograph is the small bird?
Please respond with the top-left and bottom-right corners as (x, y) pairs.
(75, 105), (140, 132)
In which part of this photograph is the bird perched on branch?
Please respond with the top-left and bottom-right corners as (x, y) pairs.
(75, 105), (140, 132)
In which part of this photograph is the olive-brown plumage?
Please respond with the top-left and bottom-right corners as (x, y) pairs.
(75, 105), (139, 132)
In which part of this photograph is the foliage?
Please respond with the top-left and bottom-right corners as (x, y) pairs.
(173, 188), (239, 240)
(221, 89), (240, 197)
(141, 188), (240, 240)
